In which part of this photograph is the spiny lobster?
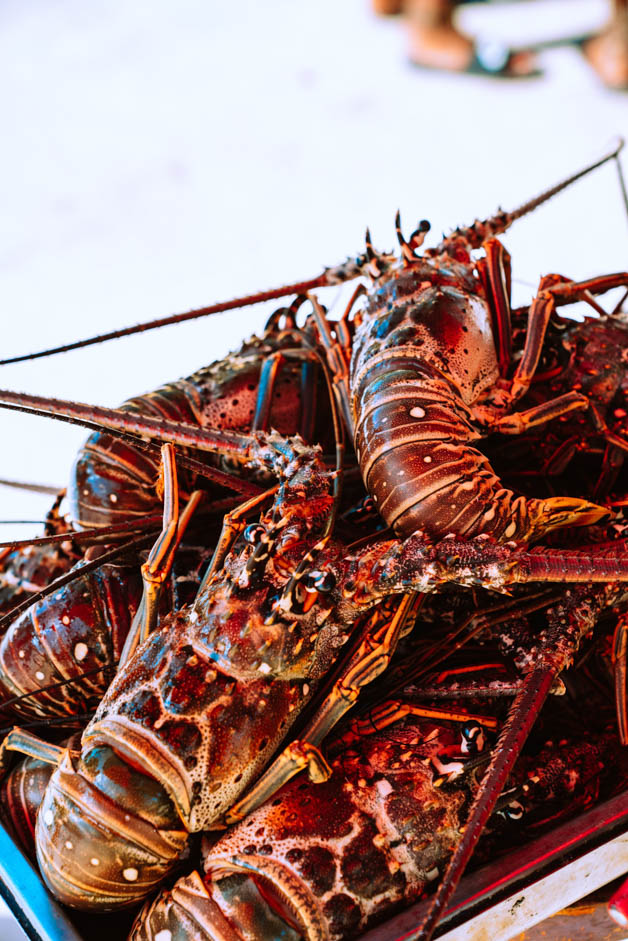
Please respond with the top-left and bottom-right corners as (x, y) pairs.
(127, 648), (627, 941)
(0, 145), (626, 938)
(4, 426), (627, 916)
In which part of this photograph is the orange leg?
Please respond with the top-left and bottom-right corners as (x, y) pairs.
(613, 613), (628, 745)
(224, 593), (421, 824)
(511, 271), (628, 401)
(119, 445), (202, 667)
(477, 238), (513, 378)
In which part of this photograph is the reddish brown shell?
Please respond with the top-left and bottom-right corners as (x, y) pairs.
(36, 746), (188, 910)
(0, 753), (55, 860)
(0, 561), (142, 719)
(69, 329), (330, 529)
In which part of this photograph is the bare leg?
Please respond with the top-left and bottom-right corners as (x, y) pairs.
(372, 0), (403, 14)
(581, 0), (628, 90)
(405, 0), (537, 76)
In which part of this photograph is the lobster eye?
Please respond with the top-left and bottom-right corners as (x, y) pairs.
(461, 722), (485, 755)
(306, 570), (336, 593)
(244, 524), (266, 545)
(505, 800), (524, 821)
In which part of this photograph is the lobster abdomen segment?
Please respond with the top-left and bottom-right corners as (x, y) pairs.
(0, 562), (142, 719)
(352, 270), (607, 542)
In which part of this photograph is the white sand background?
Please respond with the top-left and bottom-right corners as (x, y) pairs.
(0, 0), (627, 936)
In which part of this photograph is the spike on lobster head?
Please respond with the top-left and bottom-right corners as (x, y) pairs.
(396, 211), (431, 265)
(36, 744), (187, 910)
(363, 228), (397, 280)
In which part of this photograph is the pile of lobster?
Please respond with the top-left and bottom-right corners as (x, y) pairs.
(0, 142), (626, 941)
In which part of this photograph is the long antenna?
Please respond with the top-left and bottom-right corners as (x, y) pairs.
(0, 275), (331, 366)
(441, 138), (625, 250)
(2, 141), (623, 366)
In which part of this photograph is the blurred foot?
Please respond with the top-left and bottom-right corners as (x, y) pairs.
(405, 0), (538, 76)
(373, 0), (404, 14)
(581, 11), (628, 90)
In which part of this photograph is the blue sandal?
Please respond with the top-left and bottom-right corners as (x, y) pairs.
(410, 39), (541, 78)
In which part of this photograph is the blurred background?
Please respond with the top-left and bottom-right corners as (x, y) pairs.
(0, 2), (626, 936)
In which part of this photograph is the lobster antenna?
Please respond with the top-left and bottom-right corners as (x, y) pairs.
(0, 392), (264, 498)
(0, 531), (158, 636)
(444, 138), (625, 250)
(615, 150), (628, 226)
(0, 478), (60, 496)
(507, 138), (624, 225)
(0, 276), (331, 367)
(413, 665), (555, 941)
(0, 665), (115, 715)
(0, 516), (162, 551)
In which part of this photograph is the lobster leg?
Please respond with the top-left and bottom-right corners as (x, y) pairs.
(414, 665), (555, 941)
(401, 589), (557, 682)
(511, 271), (628, 400)
(0, 727), (64, 770)
(613, 613), (628, 745)
(253, 348), (321, 445)
(344, 700), (498, 740)
(120, 478), (206, 666)
(309, 292), (356, 436)
(130, 443), (180, 648)
(477, 239), (513, 378)
(224, 592), (422, 824)
(492, 390), (589, 434)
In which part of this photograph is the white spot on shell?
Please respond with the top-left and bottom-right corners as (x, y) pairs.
(123, 868), (138, 882)
(303, 683), (310, 696)
(377, 779), (393, 797)
(35, 671), (45, 681)
(155, 931), (172, 941)
(259, 662), (271, 674)
(44, 810), (54, 826)
(189, 610), (199, 624)
(426, 867), (440, 881)
(423, 455), (432, 463)
(62, 615), (70, 626)
(410, 406), (425, 418)
(65, 840), (73, 850)
(74, 643), (88, 662)
(109, 494), (118, 503)
(18, 651), (25, 659)
(90, 858), (100, 866)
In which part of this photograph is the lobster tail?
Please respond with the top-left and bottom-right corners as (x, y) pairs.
(0, 562), (142, 719)
(129, 871), (246, 941)
(36, 747), (187, 910)
(526, 495), (612, 541)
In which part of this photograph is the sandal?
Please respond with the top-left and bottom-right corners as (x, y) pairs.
(409, 39), (542, 78)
